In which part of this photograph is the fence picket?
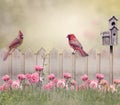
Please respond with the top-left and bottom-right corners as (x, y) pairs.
(113, 48), (120, 79)
(101, 49), (110, 81)
(49, 48), (59, 77)
(63, 50), (72, 76)
(12, 49), (24, 79)
(87, 49), (97, 80)
(25, 48), (36, 73)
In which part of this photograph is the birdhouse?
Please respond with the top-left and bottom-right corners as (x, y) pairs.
(101, 16), (118, 46)
(110, 26), (118, 45)
(109, 16), (118, 28)
(109, 16), (118, 45)
(101, 31), (110, 45)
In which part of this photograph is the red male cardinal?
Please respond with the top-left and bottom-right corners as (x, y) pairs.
(3, 31), (24, 61)
(67, 34), (88, 56)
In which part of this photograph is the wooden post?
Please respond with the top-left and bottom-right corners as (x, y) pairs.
(72, 54), (76, 80)
(109, 45), (113, 84)
(59, 53), (63, 78)
(97, 53), (101, 73)
(47, 53), (50, 74)
(10, 54), (12, 79)
(86, 56), (88, 75)
(23, 53), (25, 74)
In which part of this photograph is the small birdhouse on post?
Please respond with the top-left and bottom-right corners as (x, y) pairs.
(101, 16), (118, 47)
(101, 16), (119, 83)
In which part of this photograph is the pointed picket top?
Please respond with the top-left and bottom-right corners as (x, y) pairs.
(89, 49), (96, 54)
(63, 49), (72, 58)
(114, 48), (120, 57)
(88, 49), (96, 58)
(12, 49), (23, 58)
(49, 48), (59, 57)
(37, 47), (46, 58)
(25, 48), (34, 58)
(101, 49), (109, 58)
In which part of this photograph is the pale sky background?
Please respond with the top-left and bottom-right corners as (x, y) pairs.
(0, 0), (120, 52)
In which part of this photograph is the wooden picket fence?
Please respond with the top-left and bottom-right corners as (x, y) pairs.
(0, 47), (120, 83)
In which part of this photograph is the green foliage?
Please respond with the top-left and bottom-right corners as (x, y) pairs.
(0, 89), (120, 105)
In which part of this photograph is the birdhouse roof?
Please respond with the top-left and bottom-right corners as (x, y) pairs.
(110, 26), (119, 31)
(101, 31), (110, 37)
(109, 16), (118, 21)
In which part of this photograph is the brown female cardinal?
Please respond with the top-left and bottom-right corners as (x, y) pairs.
(3, 31), (24, 61)
(66, 34), (88, 56)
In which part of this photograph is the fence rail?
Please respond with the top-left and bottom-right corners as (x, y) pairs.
(0, 47), (120, 83)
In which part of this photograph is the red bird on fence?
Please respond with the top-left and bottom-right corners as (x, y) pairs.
(66, 34), (88, 57)
(3, 31), (24, 61)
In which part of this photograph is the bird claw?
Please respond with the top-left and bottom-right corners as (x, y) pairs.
(72, 52), (76, 55)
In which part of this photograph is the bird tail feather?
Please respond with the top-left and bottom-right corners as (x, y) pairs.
(78, 48), (88, 57)
(3, 48), (11, 61)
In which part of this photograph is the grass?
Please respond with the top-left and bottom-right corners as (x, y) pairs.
(0, 88), (120, 105)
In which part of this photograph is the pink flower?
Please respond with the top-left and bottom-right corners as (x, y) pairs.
(11, 80), (20, 90)
(42, 84), (48, 90)
(0, 86), (3, 92)
(30, 72), (39, 84)
(80, 83), (88, 89)
(109, 85), (116, 93)
(71, 80), (77, 86)
(47, 82), (54, 90)
(17, 74), (26, 81)
(42, 82), (54, 90)
(8, 79), (13, 85)
(63, 73), (71, 79)
(2, 75), (10, 82)
(53, 78), (58, 84)
(96, 73), (104, 80)
(87, 79), (91, 84)
(25, 73), (31, 80)
(35, 65), (43, 72)
(70, 85), (75, 90)
(99, 79), (108, 86)
(89, 80), (98, 89)
(113, 79), (120, 85)
(81, 74), (88, 81)
(76, 86), (80, 91)
(48, 74), (55, 81)
(57, 80), (65, 88)
(3, 83), (10, 90)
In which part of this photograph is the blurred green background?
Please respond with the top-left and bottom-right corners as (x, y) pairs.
(0, 0), (120, 52)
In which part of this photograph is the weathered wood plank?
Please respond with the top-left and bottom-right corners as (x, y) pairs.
(75, 53), (88, 83)
(113, 48), (120, 79)
(12, 49), (24, 79)
(25, 48), (36, 73)
(62, 50), (72, 77)
(49, 48), (59, 77)
(88, 49), (97, 80)
(100, 49), (110, 82)
(0, 48), (11, 76)
(36, 48), (49, 78)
